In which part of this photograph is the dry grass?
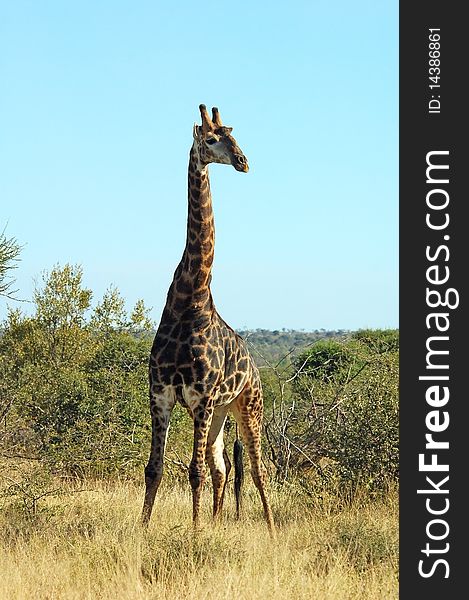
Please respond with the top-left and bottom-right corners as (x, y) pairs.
(0, 472), (398, 600)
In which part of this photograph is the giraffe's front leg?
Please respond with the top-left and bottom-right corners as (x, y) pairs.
(142, 395), (174, 525)
(189, 400), (214, 529)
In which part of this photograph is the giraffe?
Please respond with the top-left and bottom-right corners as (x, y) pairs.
(142, 104), (275, 534)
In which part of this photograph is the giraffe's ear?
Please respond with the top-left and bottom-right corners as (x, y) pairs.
(225, 127), (233, 134)
(193, 124), (201, 140)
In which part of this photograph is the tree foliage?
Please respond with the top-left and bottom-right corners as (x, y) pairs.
(1, 264), (153, 476)
(1, 262), (399, 494)
(263, 330), (399, 492)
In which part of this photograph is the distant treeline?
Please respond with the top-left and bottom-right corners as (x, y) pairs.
(237, 328), (349, 366)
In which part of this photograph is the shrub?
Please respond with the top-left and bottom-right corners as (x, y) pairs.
(296, 339), (352, 382)
(265, 331), (399, 492)
(0, 264), (153, 477)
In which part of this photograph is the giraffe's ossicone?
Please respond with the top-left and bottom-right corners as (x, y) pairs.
(142, 104), (275, 535)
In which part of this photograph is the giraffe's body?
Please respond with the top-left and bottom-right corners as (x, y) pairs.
(142, 105), (274, 533)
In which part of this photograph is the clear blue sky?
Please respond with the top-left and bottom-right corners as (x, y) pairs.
(1, 0), (398, 331)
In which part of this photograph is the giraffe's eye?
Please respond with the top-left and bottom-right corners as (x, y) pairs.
(206, 137), (217, 145)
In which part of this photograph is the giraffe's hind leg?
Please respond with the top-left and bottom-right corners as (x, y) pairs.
(232, 385), (275, 535)
(142, 394), (174, 525)
(206, 406), (231, 519)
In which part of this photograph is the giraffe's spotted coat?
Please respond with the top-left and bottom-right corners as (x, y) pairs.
(142, 105), (274, 535)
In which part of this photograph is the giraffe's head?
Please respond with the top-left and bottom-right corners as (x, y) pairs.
(193, 104), (249, 173)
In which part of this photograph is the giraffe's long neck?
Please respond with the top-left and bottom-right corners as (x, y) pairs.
(165, 144), (214, 316)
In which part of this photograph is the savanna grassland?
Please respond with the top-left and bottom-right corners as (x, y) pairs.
(1, 264), (399, 599)
(0, 471), (398, 600)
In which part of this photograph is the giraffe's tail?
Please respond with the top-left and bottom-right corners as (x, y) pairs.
(233, 437), (244, 519)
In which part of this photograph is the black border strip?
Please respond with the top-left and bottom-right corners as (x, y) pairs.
(400, 2), (466, 597)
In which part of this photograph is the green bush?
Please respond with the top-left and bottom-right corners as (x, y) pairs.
(295, 339), (352, 382)
(272, 330), (399, 492)
(322, 349), (399, 491)
(0, 264), (153, 477)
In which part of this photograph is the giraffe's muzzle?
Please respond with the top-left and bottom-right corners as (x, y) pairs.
(233, 154), (249, 172)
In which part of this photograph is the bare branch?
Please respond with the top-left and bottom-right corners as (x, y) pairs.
(0, 228), (23, 300)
